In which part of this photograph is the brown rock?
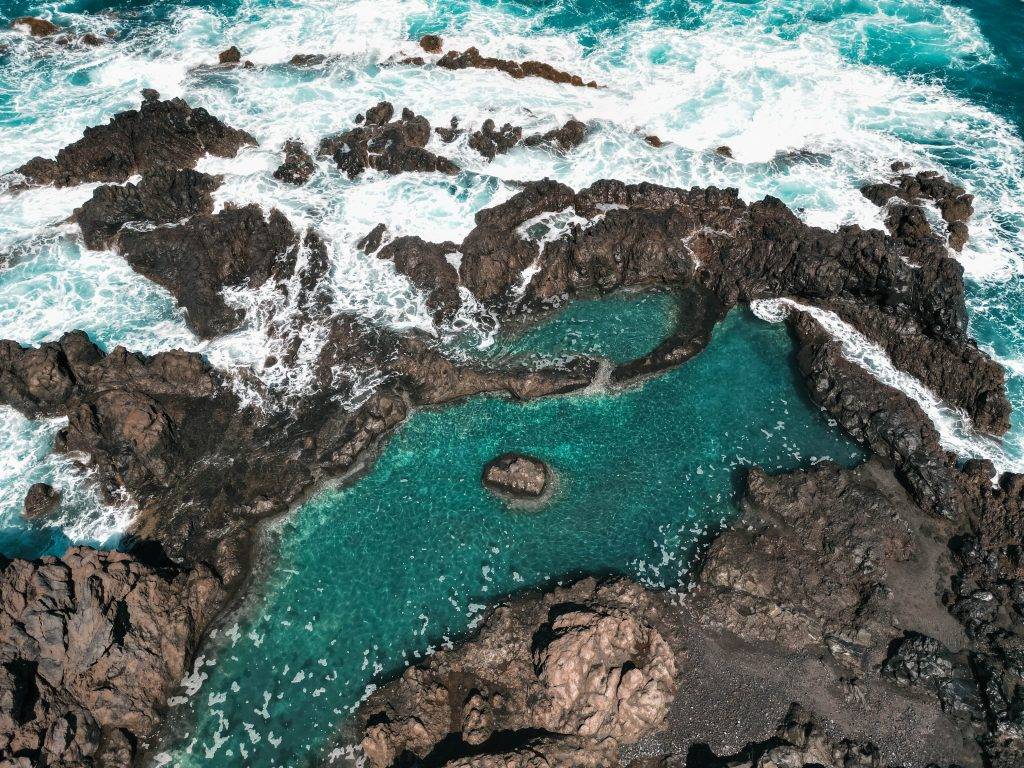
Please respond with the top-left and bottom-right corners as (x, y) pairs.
(10, 17), (60, 37)
(419, 34), (443, 53)
(22, 483), (60, 520)
(218, 45), (241, 64)
(714, 145), (733, 158)
(483, 453), (548, 497)
(358, 577), (676, 767)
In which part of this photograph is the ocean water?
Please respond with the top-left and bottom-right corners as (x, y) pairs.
(0, 0), (1022, 764)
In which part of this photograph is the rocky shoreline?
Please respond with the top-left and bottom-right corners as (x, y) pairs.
(0, 90), (1019, 767)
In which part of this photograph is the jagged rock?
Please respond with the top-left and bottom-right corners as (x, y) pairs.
(862, 169), (974, 252)
(482, 453), (548, 497)
(696, 704), (882, 768)
(419, 34), (443, 53)
(645, 135), (664, 147)
(523, 118), (588, 152)
(714, 145), (733, 158)
(288, 53), (328, 66)
(10, 17), (60, 36)
(469, 119), (523, 160)
(690, 462), (915, 668)
(273, 139), (316, 185)
(373, 234), (462, 321)
(882, 632), (983, 718)
(22, 483), (60, 520)
(436, 47), (600, 88)
(218, 45), (241, 64)
(317, 101), (459, 178)
(435, 117), (463, 143)
(13, 95), (255, 187)
(0, 547), (222, 768)
(73, 168), (220, 250)
(358, 577), (676, 768)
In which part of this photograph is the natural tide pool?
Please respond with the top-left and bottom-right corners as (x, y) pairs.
(162, 298), (863, 767)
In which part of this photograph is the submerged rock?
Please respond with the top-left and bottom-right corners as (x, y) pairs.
(482, 453), (548, 497)
(13, 95), (255, 187)
(273, 139), (316, 185)
(358, 577), (675, 768)
(0, 547), (222, 768)
(22, 483), (60, 520)
(317, 101), (459, 178)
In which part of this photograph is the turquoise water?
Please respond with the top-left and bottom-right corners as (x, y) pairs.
(161, 303), (862, 766)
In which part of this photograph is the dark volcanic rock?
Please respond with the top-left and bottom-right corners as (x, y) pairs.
(469, 119), (522, 160)
(22, 483), (60, 520)
(287, 53), (328, 67)
(482, 453), (548, 497)
(218, 45), (241, 64)
(373, 234), (462, 321)
(791, 311), (960, 518)
(694, 704), (884, 768)
(273, 139), (316, 185)
(435, 117), (463, 143)
(862, 169), (975, 252)
(690, 462), (916, 669)
(523, 118), (589, 153)
(317, 101), (458, 178)
(14, 95), (255, 187)
(419, 34), (443, 54)
(358, 577), (676, 768)
(73, 168), (221, 250)
(436, 46), (600, 88)
(116, 204), (301, 337)
(10, 16), (60, 36)
(0, 547), (222, 768)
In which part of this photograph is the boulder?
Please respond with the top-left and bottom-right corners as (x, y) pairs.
(482, 453), (549, 498)
(273, 139), (316, 185)
(22, 483), (60, 520)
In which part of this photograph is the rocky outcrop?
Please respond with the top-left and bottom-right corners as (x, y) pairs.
(72, 168), (220, 250)
(358, 577), (676, 768)
(12, 94), (255, 187)
(364, 229), (462, 322)
(482, 453), (548, 497)
(862, 169), (974, 252)
(469, 120), (522, 160)
(10, 17), (60, 36)
(317, 101), (459, 179)
(419, 35), (443, 54)
(435, 46), (600, 88)
(273, 139), (315, 185)
(356, 176), (1007, 438)
(523, 119), (589, 153)
(0, 547), (222, 768)
(22, 483), (60, 520)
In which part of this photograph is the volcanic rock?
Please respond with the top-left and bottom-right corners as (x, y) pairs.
(73, 168), (220, 250)
(218, 45), (241, 64)
(482, 453), (548, 497)
(523, 118), (588, 153)
(419, 34), (443, 53)
(358, 577), (676, 768)
(22, 483), (60, 520)
(469, 119), (522, 160)
(0, 547), (222, 768)
(10, 17), (60, 37)
(273, 139), (316, 185)
(436, 46), (600, 88)
(317, 101), (458, 178)
(373, 233), (462, 321)
(435, 117), (463, 143)
(13, 95), (255, 187)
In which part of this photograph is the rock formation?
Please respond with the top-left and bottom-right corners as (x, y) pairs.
(482, 453), (548, 497)
(358, 577), (676, 768)
(273, 139), (316, 185)
(434, 45), (600, 88)
(469, 119), (523, 160)
(22, 483), (60, 520)
(12, 94), (255, 187)
(0, 548), (222, 768)
(317, 101), (459, 178)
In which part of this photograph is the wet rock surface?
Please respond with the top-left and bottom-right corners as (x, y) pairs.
(12, 94), (255, 187)
(357, 577), (676, 768)
(22, 483), (60, 520)
(482, 453), (548, 497)
(0, 548), (222, 768)
(523, 118), (589, 152)
(469, 119), (523, 160)
(317, 101), (459, 178)
(273, 139), (316, 185)
(10, 17), (60, 36)
(435, 46), (600, 88)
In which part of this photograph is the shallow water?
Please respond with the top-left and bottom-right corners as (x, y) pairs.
(159, 303), (863, 766)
